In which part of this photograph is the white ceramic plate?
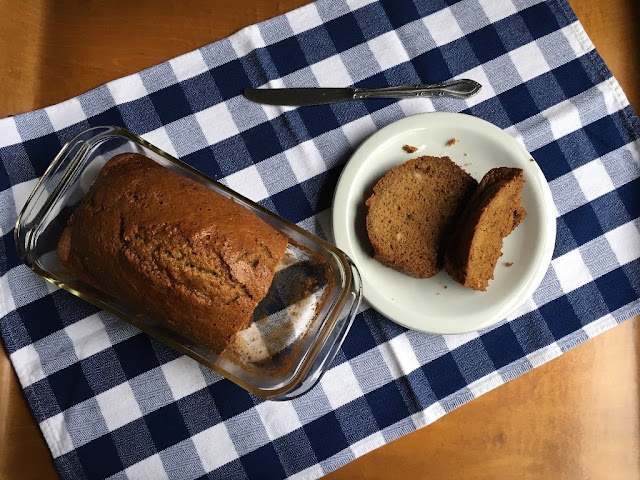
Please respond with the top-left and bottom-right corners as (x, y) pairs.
(332, 112), (556, 334)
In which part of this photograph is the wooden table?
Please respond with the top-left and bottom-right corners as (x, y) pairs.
(1, 1), (638, 478)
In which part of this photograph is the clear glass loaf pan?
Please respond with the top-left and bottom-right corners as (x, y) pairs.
(15, 126), (362, 400)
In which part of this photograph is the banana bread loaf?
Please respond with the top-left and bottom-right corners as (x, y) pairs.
(444, 167), (526, 291)
(57, 153), (289, 354)
(365, 156), (478, 278)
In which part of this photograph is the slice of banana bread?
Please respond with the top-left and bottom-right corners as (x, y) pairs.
(444, 167), (526, 291)
(365, 156), (478, 278)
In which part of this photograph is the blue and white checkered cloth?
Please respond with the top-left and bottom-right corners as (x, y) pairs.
(2, 0), (640, 478)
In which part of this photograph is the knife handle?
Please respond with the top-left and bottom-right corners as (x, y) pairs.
(352, 79), (481, 100)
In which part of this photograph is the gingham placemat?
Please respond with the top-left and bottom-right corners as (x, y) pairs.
(2, 0), (639, 479)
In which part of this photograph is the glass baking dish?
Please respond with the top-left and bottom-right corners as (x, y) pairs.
(15, 126), (362, 400)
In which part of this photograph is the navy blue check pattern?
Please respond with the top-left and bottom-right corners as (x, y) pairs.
(1, 0), (640, 479)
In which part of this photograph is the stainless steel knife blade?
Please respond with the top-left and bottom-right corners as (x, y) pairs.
(243, 79), (481, 106)
(243, 87), (356, 106)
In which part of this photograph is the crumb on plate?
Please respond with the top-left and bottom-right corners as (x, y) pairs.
(446, 138), (457, 146)
(504, 262), (513, 267)
(403, 144), (418, 153)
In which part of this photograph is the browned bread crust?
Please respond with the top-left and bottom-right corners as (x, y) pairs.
(444, 167), (526, 291)
(365, 156), (478, 278)
(57, 153), (288, 354)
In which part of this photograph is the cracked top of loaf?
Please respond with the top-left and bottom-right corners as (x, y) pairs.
(57, 153), (288, 354)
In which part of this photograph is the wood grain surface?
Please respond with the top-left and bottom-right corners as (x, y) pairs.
(0, 1), (638, 479)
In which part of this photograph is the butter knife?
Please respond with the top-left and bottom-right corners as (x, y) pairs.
(243, 79), (481, 106)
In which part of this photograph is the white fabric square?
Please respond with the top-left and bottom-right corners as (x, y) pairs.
(478, 0), (517, 23)
(561, 24), (594, 60)
(583, 314), (617, 339)
(0, 273), (16, 318)
(412, 401), (446, 428)
(40, 413), (75, 458)
(107, 74), (149, 104)
(552, 249), (593, 293)
(263, 104), (294, 121)
(195, 103), (240, 146)
(288, 465), (325, 480)
(467, 371), (504, 398)
(258, 79), (297, 121)
(126, 454), (170, 480)
(262, 77), (285, 89)
(255, 400), (303, 440)
(543, 100), (581, 140)
(141, 127), (178, 158)
(311, 55), (352, 87)
(161, 356), (208, 401)
(509, 41), (550, 83)
(463, 65), (496, 108)
(526, 342), (562, 368)
(45, 98), (87, 131)
(10, 344), (45, 387)
(345, 0), (377, 10)
(350, 431), (385, 457)
(341, 115), (377, 148)
(285, 140), (326, 183)
(170, 50), (209, 83)
(444, 331), (480, 351)
(286, 4), (323, 35)
(193, 423), (238, 472)
(423, 7), (464, 46)
(45, 275), (60, 294)
(64, 314), (112, 361)
(385, 334), (421, 378)
(398, 97), (434, 117)
(597, 77), (626, 114)
(606, 221), (640, 266)
(367, 31), (410, 71)
(573, 159), (615, 202)
(552, 197), (561, 219)
(0, 117), (21, 148)
(230, 24), (266, 58)
(95, 382), (143, 431)
(223, 165), (270, 202)
(321, 361), (363, 409)
(11, 178), (39, 214)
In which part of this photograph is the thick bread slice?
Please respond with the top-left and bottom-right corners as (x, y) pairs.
(365, 156), (478, 278)
(444, 167), (526, 291)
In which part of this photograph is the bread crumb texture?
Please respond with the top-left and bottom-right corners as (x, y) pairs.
(445, 168), (526, 291)
(365, 156), (477, 278)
